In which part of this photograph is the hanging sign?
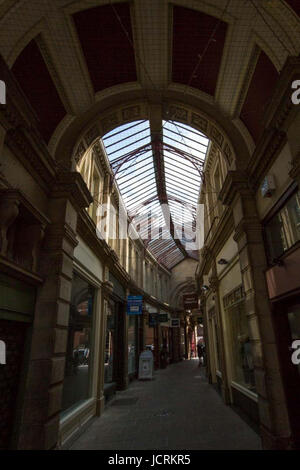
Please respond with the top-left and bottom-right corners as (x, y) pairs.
(183, 292), (198, 310)
(127, 295), (143, 315)
(159, 313), (169, 323)
(148, 313), (157, 327)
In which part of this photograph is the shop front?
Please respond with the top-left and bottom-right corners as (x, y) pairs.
(103, 273), (127, 396)
(60, 268), (102, 446)
(127, 295), (143, 380)
(169, 317), (181, 363)
(264, 187), (300, 447)
(180, 320), (186, 359)
(160, 311), (170, 367)
(222, 285), (258, 425)
(0, 272), (36, 449)
(59, 236), (103, 447)
(127, 314), (138, 378)
(61, 273), (96, 414)
(144, 304), (159, 368)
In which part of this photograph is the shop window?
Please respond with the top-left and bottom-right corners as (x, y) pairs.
(104, 302), (116, 384)
(226, 299), (256, 392)
(264, 189), (300, 263)
(61, 274), (95, 414)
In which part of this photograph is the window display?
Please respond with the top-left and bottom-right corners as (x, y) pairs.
(61, 273), (95, 414)
(227, 303), (256, 391)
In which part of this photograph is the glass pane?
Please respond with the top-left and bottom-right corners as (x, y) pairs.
(61, 274), (94, 414)
(265, 213), (286, 260)
(265, 190), (300, 262)
(286, 192), (300, 244)
(228, 304), (256, 391)
(104, 304), (115, 383)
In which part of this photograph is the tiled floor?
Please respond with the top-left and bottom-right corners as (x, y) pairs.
(70, 359), (262, 450)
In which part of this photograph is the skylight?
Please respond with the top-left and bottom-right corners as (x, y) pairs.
(102, 119), (209, 269)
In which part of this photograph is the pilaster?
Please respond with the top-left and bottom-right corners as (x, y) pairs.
(219, 170), (292, 449)
(17, 171), (92, 450)
(208, 273), (230, 404)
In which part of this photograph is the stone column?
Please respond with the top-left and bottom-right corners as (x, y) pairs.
(219, 171), (291, 449)
(208, 273), (231, 404)
(17, 171), (92, 450)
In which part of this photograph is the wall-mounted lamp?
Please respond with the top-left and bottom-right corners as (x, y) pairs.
(218, 258), (228, 265)
(202, 285), (209, 291)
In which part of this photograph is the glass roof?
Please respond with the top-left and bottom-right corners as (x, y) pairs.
(102, 119), (209, 269)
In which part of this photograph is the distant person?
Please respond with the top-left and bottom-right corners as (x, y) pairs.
(197, 340), (204, 367)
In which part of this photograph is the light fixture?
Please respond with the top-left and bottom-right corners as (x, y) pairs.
(202, 285), (209, 291)
(218, 258), (228, 265)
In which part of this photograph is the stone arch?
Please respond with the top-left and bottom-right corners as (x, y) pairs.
(170, 280), (197, 310)
(68, 98), (242, 173)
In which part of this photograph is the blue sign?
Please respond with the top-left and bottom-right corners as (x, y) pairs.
(127, 295), (143, 315)
(149, 313), (157, 327)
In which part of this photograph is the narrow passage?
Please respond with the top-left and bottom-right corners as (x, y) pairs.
(71, 360), (261, 450)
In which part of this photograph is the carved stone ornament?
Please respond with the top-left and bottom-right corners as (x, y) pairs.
(102, 280), (114, 296)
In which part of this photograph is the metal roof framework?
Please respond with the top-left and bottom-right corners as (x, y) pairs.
(102, 119), (209, 269)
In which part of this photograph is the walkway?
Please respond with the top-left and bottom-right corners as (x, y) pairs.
(70, 360), (261, 450)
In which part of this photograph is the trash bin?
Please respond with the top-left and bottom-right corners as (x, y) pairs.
(138, 350), (154, 380)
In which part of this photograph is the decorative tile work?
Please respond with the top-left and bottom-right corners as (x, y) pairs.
(122, 105), (141, 122)
(100, 113), (120, 134)
(84, 124), (99, 146)
(191, 113), (208, 133)
(211, 126), (224, 147)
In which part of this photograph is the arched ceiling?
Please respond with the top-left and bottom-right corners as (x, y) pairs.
(0, 0), (300, 268)
(0, 0), (298, 148)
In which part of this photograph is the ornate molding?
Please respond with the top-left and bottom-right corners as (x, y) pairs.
(233, 217), (263, 244)
(0, 55), (58, 188)
(52, 171), (93, 211)
(219, 170), (252, 206)
(247, 128), (287, 190)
